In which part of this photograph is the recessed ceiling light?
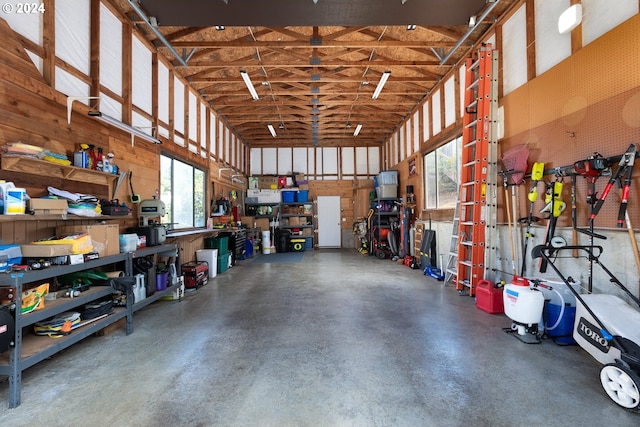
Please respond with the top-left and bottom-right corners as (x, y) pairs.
(406, 25), (417, 31)
(215, 26), (225, 31)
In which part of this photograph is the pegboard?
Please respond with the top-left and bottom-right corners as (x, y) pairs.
(499, 14), (640, 232)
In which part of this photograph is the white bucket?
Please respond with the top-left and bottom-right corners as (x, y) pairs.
(196, 249), (218, 278)
(503, 277), (545, 325)
(262, 230), (271, 254)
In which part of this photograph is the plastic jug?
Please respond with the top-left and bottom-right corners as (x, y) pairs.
(0, 180), (15, 214)
(4, 185), (26, 215)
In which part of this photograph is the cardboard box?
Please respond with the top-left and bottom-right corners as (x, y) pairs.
(259, 176), (278, 189)
(32, 233), (93, 255)
(289, 217), (301, 226)
(28, 198), (68, 215)
(255, 218), (270, 232)
(21, 243), (73, 257)
(57, 224), (120, 257)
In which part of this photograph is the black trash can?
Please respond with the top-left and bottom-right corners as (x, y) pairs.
(275, 229), (291, 253)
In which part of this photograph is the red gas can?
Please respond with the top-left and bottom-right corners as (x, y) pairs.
(475, 279), (504, 314)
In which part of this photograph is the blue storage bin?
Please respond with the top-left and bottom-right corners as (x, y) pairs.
(296, 190), (309, 202)
(282, 190), (296, 203)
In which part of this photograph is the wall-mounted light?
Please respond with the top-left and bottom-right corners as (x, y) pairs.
(66, 96), (101, 124)
(406, 25), (417, 31)
(372, 71), (391, 100)
(267, 123), (277, 137)
(558, 4), (582, 34)
(215, 25), (225, 31)
(240, 70), (259, 100)
(353, 123), (363, 137)
(88, 111), (161, 144)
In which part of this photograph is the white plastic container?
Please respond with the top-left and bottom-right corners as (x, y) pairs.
(378, 170), (399, 185)
(133, 274), (146, 303)
(196, 249), (218, 278)
(119, 233), (138, 252)
(262, 230), (271, 254)
(503, 277), (545, 325)
(4, 186), (26, 215)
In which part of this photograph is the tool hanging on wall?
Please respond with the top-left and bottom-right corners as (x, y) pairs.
(539, 177), (566, 273)
(500, 144), (529, 276)
(129, 170), (141, 203)
(520, 162), (544, 275)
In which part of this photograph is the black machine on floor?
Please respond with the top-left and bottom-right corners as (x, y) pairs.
(0, 304), (15, 353)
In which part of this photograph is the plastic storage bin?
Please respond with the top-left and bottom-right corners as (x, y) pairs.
(282, 190), (296, 203)
(296, 190), (309, 202)
(217, 251), (231, 274)
(204, 236), (228, 255)
(290, 238), (306, 252)
(196, 249), (218, 278)
(376, 184), (398, 198)
(378, 170), (398, 185)
(119, 234), (138, 252)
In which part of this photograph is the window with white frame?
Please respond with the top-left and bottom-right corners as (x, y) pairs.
(160, 154), (206, 229)
(423, 136), (461, 209)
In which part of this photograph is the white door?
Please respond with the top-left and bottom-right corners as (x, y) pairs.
(317, 196), (341, 248)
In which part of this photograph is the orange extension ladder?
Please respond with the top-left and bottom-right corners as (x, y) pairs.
(452, 44), (498, 297)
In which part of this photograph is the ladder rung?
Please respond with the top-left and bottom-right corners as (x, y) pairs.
(465, 119), (479, 129)
(448, 251), (458, 257)
(458, 279), (472, 288)
(466, 100), (478, 110)
(463, 160), (476, 167)
(469, 57), (481, 71)
(446, 268), (457, 275)
(466, 79), (479, 90)
(463, 141), (477, 148)
(461, 241), (472, 247)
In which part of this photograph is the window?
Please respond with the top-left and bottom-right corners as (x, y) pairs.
(160, 154), (206, 229)
(423, 136), (461, 209)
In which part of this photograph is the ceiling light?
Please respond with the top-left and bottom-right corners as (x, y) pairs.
(346, 122), (352, 129)
(278, 122), (284, 129)
(88, 111), (161, 144)
(215, 26), (225, 31)
(468, 16), (476, 27)
(558, 4), (582, 34)
(353, 123), (363, 137)
(261, 81), (270, 86)
(240, 70), (259, 100)
(406, 25), (416, 31)
(267, 123), (277, 137)
(372, 71), (391, 100)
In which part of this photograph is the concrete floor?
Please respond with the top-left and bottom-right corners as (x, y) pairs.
(1, 249), (639, 426)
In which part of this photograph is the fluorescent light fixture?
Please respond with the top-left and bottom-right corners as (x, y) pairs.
(558, 4), (582, 34)
(353, 123), (363, 137)
(240, 70), (259, 100)
(267, 123), (277, 137)
(88, 111), (161, 144)
(372, 71), (391, 100)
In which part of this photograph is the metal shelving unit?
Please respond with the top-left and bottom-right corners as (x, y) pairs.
(280, 201), (316, 249)
(0, 243), (179, 408)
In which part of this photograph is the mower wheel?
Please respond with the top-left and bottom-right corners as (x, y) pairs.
(376, 251), (386, 260)
(600, 363), (640, 410)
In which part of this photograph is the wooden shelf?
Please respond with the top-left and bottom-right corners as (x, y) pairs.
(0, 156), (119, 193)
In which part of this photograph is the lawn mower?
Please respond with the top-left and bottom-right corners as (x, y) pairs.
(533, 244), (640, 411)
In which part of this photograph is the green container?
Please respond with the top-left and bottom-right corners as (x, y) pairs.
(217, 251), (231, 274)
(205, 236), (229, 255)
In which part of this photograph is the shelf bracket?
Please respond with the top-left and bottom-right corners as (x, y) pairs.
(67, 96), (100, 124)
